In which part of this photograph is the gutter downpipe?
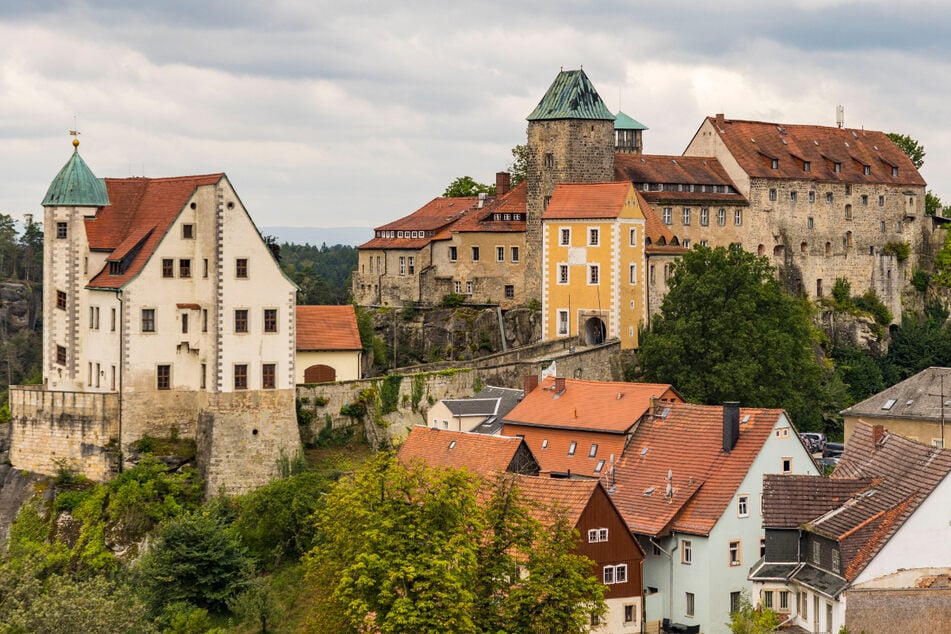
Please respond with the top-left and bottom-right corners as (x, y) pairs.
(650, 534), (678, 629)
(115, 289), (124, 474)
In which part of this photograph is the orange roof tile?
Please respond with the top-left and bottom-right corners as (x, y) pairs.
(86, 174), (223, 289)
(398, 426), (538, 476)
(357, 196), (478, 249)
(635, 190), (686, 251)
(296, 305), (362, 351)
(701, 117), (926, 186)
(512, 475), (600, 527)
(504, 426), (627, 477)
(611, 403), (784, 537)
(542, 182), (635, 219)
(450, 181), (527, 234)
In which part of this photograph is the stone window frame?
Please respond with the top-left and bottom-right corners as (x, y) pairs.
(558, 263), (569, 285)
(682, 207), (691, 225)
(262, 363), (276, 389)
(557, 309), (569, 336)
(700, 207), (709, 226)
(234, 309), (249, 334)
(234, 363), (249, 390)
(179, 258), (191, 278)
(559, 227), (571, 246)
(263, 308), (278, 333)
(729, 540), (742, 566)
(157, 364), (171, 390)
(588, 264), (599, 285)
(510, 246), (519, 262)
(496, 246), (505, 262)
(56, 290), (67, 310)
(162, 259), (174, 278)
(449, 246), (457, 262)
(235, 258), (249, 279)
(182, 223), (195, 239)
(717, 208), (726, 226)
(588, 227), (600, 246)
(141, 308), (156, 333)
(56, 222), (68, 239)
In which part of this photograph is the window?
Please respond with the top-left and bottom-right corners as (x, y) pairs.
(662, 207), (672, 225)
(560, 228), (570, 246)
(449, 246), (457, 261)
(629, 263), (637, 284)
(545, 152), (554, 168)
(234, 309), (249, 333)
(682, 540), (692, 564)
(157, 365), (171, 390)
(879, 195), (885, 206)
(510, 246), (519, 262)
(771, 158), (779, 169)
(496, 246), (504, 262)
(779, 591), (790, 611)
(236, 258), (248, 278)
(595, 459), (605, 473)
(182, 223), (194, 239)
(203, 259), (209, 278)
(730, 591), (741, 615)
(465, 281), (473, 294)
(264, 309), (277, 333)
(141, 308), (155, 332)
(896, 221), (903, 233)
(680, 207), (690, 225)
(557, 310), (569, 336)
(544, 195), (551, 210)
(471, 246), (480, 261)
(181, 312), (188, 334)
(624, 604), (635, 624)
(729, 540), (741, 566)
(110, 308), (116, 332)
(56, 222), (67, 239)
(734, 209), (743, 226)
(803, 160), (811, 172)
(861, 194), (868, 206)
(504, 285), (514, 299)
(630, 227), (637, 244)
(809, 190), (816, 203)
(589, 228), (599, 246)
(89, 306), (99, 330)
(179, 258), (191, 278)
(589, 264), (599, 285)
(683, 239), (690, 248)
(399, 256), (406, 275)
(200, 363), (206, 389)
(202, 309), (208, 332)
(589, 443), (598, 457)
(769, 189), (777, 201)
(790, 191), (797, 202)
(717, 208), (726, 226)
(56, 345), (66, 365)
(826, 192), (833, 204)
(762, 590), (774, 609)
(808, 216), (814, 229)
(454, 281), (462, 293)
(568, 441), (577, 456)
(56, 290), (66, 310)
(262, 363), (276, 389)
(812, 541), (821, 564)
(234, 364), (248, 390)
(162, 259), (174, 278)
(686, 592), (695, 617)
(845, 184), (852, 196)
(558, 264), (569, 284)
(588, 528), (608, 543)
(892, 166), (899, 177)
(699, 207), (709, 226)
(782, 457), (792, 474)
(603, 564), (627, 584)
(845, 204), (852, 220)
(761, 537), (767, 557)
(833, 162), (841, 173)
(832, 548), (840, 573)
(700, 240), (709, 247)
(738, 495), (749, 517)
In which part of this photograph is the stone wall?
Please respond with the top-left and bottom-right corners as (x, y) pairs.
(120, 390), (205, 448)
(8, 385), (120, 481)
(845, 587), (951, 632)
(196, 388), (301, 495)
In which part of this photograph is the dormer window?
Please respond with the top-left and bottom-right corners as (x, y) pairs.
(834, 162), (842, 173)
(892, 166), (899, 177)
(109, 261), (122, 275)
(803, 161), (811, 172)
(863, 165), (871, 175)
(771, 158), (779, 169)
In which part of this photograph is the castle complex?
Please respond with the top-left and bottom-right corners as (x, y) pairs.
(355, 69), (930, 335)
(8, 140), (301, 492)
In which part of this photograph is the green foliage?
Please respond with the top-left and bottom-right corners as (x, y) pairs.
(831, 278), (853, 309)
(832, 344), (886, 405)
(509, 144), (529, 186)
(279, 242), (357, 305)
(728, 590), (779, 633)
(883, 240), (911, 262)
(854, 290), (892, 326)
(379, 374), (402, 413)
(441, 292), (466, 308)
(305, 454), (605, 634)
(227, 576), (282, 633)
(638, 245), (825, 428)
(934, 231), (951, 287)
(879, 310), (951, 386)
(472, 374), (484, 394)
(926, 190), (943, 216)
(315, 417), (354, 448)
(156, 601), (219, 634)
(410, 373), (426, 413)
(355, 305), (375, 353)
(527, 297), (541, 312)
(443, 175), (495, 197)
(887, 132), (925, 169)
(401, 300), (418, 321)
(136, 510), (252, 615)
(911, 268), (930, 292)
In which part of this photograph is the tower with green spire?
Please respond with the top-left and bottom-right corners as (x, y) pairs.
(524, 69), (615, 300)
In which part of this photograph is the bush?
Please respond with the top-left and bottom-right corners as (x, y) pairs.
(855, 290), (893, 326)
(441, 293), (465, 308)
(883, 241), (911, 262)
(911, 268), (930, 292)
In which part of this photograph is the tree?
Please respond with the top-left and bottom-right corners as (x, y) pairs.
(638, 245), (825, 429)
(887, 132), (925, 169)
(304, 454), (604, 634)
(443, 175), (495, 197)
(509, 143), (529, 186)
(728, 591), (779, 633)
(926, 190), (943, 216)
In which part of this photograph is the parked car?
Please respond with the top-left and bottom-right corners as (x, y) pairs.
(801, 432), (826, 453)
(823, 442), (844, 458)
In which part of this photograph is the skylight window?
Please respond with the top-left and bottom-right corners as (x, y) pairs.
(448, 441), (457, 449)
(644, 487), (655, 496)
(882, 398), (897, 410)
(594, 460), (605, 473)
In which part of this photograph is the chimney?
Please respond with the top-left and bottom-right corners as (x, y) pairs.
(872, 424), (885, 445)
(722, 402), (740, 452)
(523, 375), (539, 394)
(715, 113), (725, 129)
(496, 171), (511, 196)
(554, 376), (567, 393)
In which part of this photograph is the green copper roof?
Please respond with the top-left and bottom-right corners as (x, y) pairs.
(42, 144), (110, 207)
(614, 111), (648, 131)
(526, 69), (615, 122)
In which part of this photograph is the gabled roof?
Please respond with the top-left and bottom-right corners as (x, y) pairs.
(513, 475), (600, 527)
(503, 377), (680, 434)
(611, 403), (786, 537)
(614, 111), (647, 131)
(86, 174), (224, 289)
(614, 154), (748, 205)
(357, 196), (476, 249)
(697, 116), (926, 186)
(442, 398), (503, 417)
(635, 190), (688, 255)
(448, 181), (527, 234)
(398, 426), (539, 476)
(526, 69), (614, 122)
(42, 142), (110, 207)
(762, 474), (873, 529)
(840, 366), (951, 421)
(542, 182), (636, 220)
(296, 305), (362, 352)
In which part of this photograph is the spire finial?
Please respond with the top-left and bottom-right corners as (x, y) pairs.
(69, 127), (80, 148)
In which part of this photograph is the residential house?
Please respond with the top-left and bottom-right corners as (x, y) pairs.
(428, 385), (524, 433)
(750, 422), (951, 633)
(500, 376), (682, 478)
(840, 365), (951, 448)
(352, 176), (526, 308)
(610, 402), (817, 634)
(683, 115), (927, 315)
(295, 305), (362, 383)
(9, 140), (300, 493)
(398, 426), (645, 633)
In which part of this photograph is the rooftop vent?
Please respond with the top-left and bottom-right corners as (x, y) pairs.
(644, 486), (655, 496)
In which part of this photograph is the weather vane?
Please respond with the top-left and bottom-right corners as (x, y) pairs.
(69, 116), (80, 146)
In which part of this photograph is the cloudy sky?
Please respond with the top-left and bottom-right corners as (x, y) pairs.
(2, 0), (949, 234)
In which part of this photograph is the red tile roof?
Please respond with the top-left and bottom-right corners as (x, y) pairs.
(542, 182), (635, 219)
(512, 475), (600, 527)
(296, 305), (362, 351)
(611, 403), (784, 537)
(762, 474), (873, 529)
(398, 426), (536, 476)
(635, 190), (687, 253)
(504, 426), (627, 477)
(615, 154), (745, 197)
(449, 182), (527, 234)
(699, 117), (926, 186)
(85, 174), (224, 289)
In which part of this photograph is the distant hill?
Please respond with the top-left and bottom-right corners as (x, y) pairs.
(260, 226), (371, 247)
